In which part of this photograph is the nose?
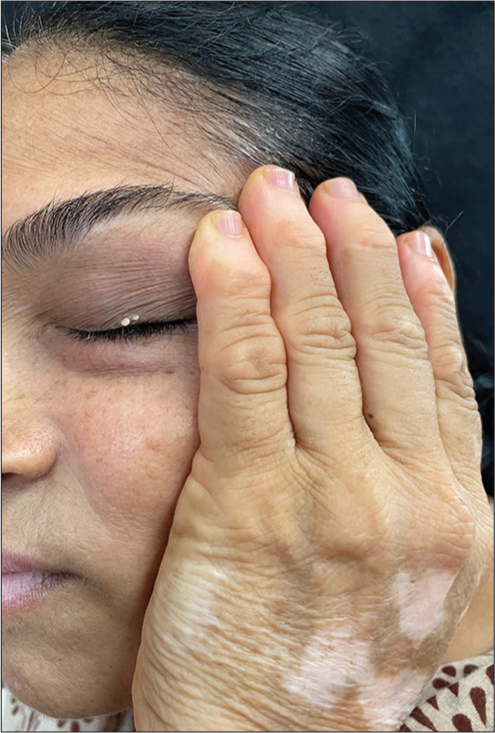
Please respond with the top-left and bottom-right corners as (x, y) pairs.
(2, 421), (59, 482)
(2, 331), (60, 486)
(2, 362), (59, 483)
(2, 329), (61, 484)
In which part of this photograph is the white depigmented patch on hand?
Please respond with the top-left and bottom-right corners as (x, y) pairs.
(286, 630), (375, 707)
(395, 569), (455, 641)
(286, 630), (429, 729)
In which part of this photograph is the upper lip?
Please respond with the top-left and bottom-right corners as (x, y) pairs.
(2, 551), (68, 575)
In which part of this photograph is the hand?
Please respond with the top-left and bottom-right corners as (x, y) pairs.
(132, 167), (493, 732)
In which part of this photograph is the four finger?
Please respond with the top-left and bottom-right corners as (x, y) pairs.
(190, 167), (481, 496)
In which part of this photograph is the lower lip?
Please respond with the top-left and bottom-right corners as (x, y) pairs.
(2, 572), (78, 618)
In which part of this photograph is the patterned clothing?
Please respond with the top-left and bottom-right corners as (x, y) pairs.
(2, 652), (493, 732)
(400, 653), (494, 732)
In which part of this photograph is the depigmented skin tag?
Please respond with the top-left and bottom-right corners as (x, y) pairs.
(120, 315), (139, 327)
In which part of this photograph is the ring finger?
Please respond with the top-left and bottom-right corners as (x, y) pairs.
(308, 178), (444, 464)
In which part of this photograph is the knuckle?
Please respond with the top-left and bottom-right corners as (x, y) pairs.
(284, 299), (357, 359)
(326, 509), (391, 568)
(275, 216), (327, 253)
(430, 335), (468, 373)
(352, 218), (396, 252)
(425, 281), (456, 309)
(362, 301), (428, 357)
(301, 469), (394, 564)
(406, 487), (475, 569)
(435, 508), (476, 569)
(438, 372), (476, 405)
(214, 326), (287, 395)
(213, 261), (271, 299)
(432, 341), (478, 405)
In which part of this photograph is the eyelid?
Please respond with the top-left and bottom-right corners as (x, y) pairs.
(64, 318), (197, 343)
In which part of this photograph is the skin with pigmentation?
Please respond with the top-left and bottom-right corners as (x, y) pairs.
(2, 46), (493, 730)
(131, 168), (492, 731)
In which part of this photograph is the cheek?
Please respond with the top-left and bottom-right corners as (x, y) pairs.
(64, 372), (200, 531)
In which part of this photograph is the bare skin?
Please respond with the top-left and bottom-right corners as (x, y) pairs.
(131, 171), (493, 731)
(2, 47), (493, 730)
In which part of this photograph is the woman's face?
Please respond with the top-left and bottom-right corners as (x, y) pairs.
(2, 49), (249, 718)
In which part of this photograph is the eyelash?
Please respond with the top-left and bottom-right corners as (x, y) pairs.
(65, 318), (197, 343)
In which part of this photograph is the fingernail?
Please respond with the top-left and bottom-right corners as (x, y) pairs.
(408, 231), (434, 258)
(213, 210), (243, 236)
(323, 178), (360, 200)
(263, 167), (296, 191)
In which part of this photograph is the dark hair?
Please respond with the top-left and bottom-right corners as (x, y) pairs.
(3, 1), (492, 495)
(3, 0), (430, 233)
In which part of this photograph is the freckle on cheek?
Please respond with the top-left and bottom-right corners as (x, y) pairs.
(145, 436), (162, 453)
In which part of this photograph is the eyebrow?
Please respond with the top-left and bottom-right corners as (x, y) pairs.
(2, 183), (237, 270)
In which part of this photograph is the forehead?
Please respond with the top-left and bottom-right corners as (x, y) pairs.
(2, 45), (246, 229)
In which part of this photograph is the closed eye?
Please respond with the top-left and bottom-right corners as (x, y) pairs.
(64, 319), (197, 343)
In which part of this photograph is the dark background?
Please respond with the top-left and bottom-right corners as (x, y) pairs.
(3, 1), (493, 491)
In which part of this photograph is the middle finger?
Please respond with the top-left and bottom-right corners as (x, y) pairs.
(238, 166), (368, 459)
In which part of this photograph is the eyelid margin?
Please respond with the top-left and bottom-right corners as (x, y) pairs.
(63, 318), (197, 343)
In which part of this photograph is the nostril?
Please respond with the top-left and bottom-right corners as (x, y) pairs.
(2, 472), (27, 494)
(1, 428), (59, 481)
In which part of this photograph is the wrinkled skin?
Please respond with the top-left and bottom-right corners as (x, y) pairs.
(2, 46), (493, 731)
(132, 171), (493, 732)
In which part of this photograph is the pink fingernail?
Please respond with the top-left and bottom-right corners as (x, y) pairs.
(323, 178), (360, 200)
(263, 167), (296, 191)
(213, 210), (243, 236)
(408, 232), (435, 258)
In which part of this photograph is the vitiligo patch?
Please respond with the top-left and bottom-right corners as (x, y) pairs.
(394, 569), (455, 641)
(286, 629), (428, 729)
(287, 631), (374, 706)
